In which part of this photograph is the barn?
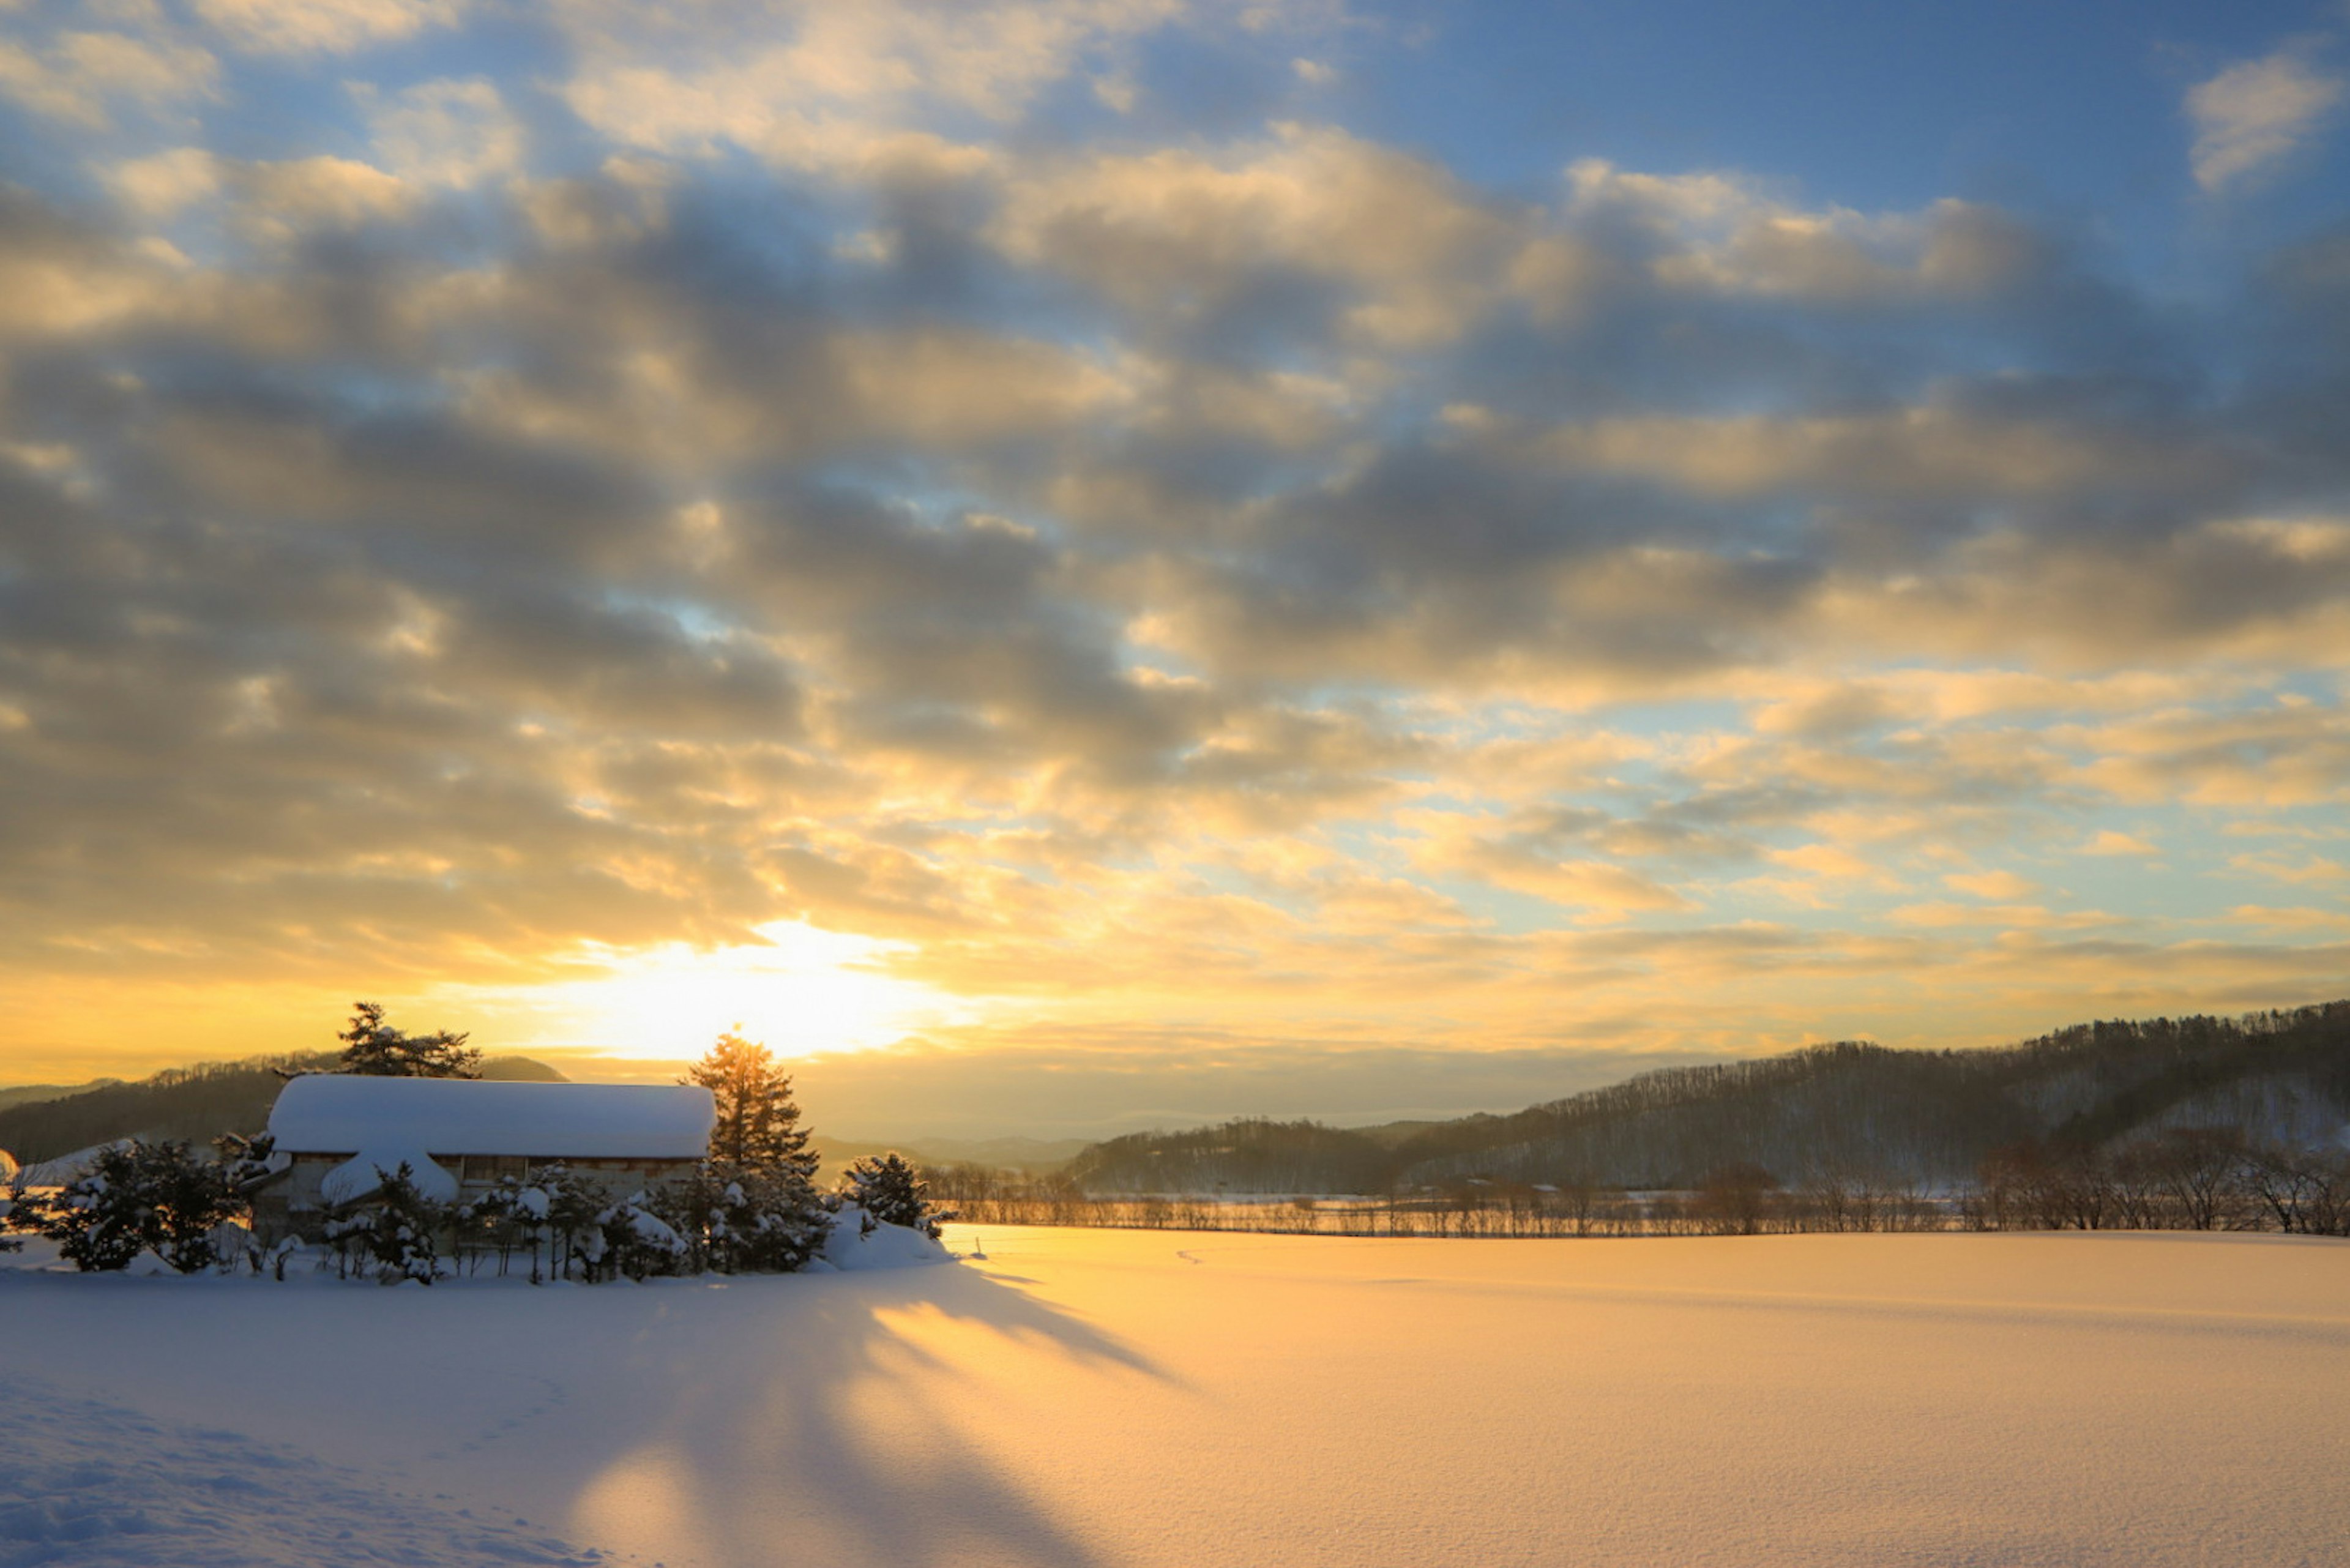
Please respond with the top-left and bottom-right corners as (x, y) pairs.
(248, 1075), (717, 1240)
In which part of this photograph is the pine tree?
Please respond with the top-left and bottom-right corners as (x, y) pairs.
(656, 1162), (829, 1274)
(6, 1141), (245, 1272)
(323, 1162), (449, 1283)
(335, 1001), (483, 1078)
(214, 1129), (278, 1190)
(594, 1191), (690, 1282)
(482, 1162), (609, 1283)
(684, 1033), (816, 1181)
(840, 1152), (944, 1239)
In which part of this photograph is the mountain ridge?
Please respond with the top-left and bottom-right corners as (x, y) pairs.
(1067, 1002), (2350, 1194)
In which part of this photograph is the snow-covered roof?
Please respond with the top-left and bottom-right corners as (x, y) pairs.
(268, 1076), (715, 1160)
(321, 1151), (460, 1207)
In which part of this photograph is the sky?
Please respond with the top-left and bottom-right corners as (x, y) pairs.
(2, 0), (2348, 1137)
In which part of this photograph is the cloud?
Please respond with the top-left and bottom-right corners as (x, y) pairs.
(0, 29), (217, 129)
(991, 123), (1525, 348)
(2227, 853), (2349, 887)
(1944, 868), (2039, 901)
(1414, 813), (1696, 917)
(0, 187), (174, 337)
(2070, 701), (2350, 807)
(193, 0), (464, 56)
(1565, 160), (2042, 301)
(105, 147), (223, 218)
(2188, 49), (2343, 192)
(7, 4), (2350, 1091)
(357, 77), (524, 189)
(1533, 402), (2226, 502)
(554, 0), (1205, 173)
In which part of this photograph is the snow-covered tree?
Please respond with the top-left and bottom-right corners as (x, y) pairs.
(4, 1140), (245, 1272)
(468, 1163), (610, 1283)
(657, 1162), (830, 1274)
(214, 1130), (278, 1191)
(594, 1192), (691, 1281)
(685, 1033), (816, 1181)
(335, 1001), (482, 1079)
(839, 1152), (945, 1239)
(324, 1162), (449, 1283)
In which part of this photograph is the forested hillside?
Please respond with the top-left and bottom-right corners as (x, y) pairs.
(1068, 1119), (1397, 1195)
(1068, 1004), (2350, 1194)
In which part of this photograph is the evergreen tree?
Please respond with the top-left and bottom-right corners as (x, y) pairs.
(214, 1129), (277, 1190)
(655, 1161), (829, 1274)
(594, 1191), (691, 1282)
(323, 1162), (449, 1283)
(335, 1001), (482, 1078)
(4, 1140), (245, 1272)
(840, 1152), (944, 1239)
(684, 1033), (816, 1181)
(473, 1162), (609, 1283)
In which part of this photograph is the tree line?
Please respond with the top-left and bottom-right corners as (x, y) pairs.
(930, 1123), (2350, 1239)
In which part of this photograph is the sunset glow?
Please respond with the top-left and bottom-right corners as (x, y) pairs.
(452, 922), (971, 1064)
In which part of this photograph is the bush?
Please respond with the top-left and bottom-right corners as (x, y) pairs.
(460, 1163), (610, 1283)
(839, 1152), (945, 1239)
(655, 1162), (832, 1274)
(592, 1192), (691, 1281)
(323, 1162), (450, 1284)
(4, 1140), (246, 1272)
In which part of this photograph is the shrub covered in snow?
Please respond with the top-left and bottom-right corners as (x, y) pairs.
(3, 1140), (246, 1272)
(324, 1162), (452, 1284)
(820, 1203), (953, 1269)
(838, 1152), (947, 1240)
(654, 1162), (832, 1275)
(212, 1129), (279, 1191)
(594, 1192), (691, 1281)
(455, 1163), (609, 1283)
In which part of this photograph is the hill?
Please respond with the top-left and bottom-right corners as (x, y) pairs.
(1067, 1002), (2350, 1194)
(0, 1082), (110, 1112)
(811, 1133), (1087, 1182)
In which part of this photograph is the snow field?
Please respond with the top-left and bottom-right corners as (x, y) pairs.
(2, 1228), (2346, 1567)
(0, 1378), (605, 1568)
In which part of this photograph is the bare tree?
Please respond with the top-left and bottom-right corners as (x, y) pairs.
(2144, 1127), (2250, 1231)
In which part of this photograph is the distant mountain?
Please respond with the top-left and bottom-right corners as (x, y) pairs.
(0, 1081), (112, 1112)
(1068, 1002), (2350, 1195)
(897, 1135), (1089, 1171)
(477, 1055), (569, 1083)
(1070, 1119), (1396, 1195)
(810, 1133), (1086, 1182)
(0, 1054), (570, 1167)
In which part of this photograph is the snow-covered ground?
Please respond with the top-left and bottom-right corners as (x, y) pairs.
(4, 1226), (2348, 1567)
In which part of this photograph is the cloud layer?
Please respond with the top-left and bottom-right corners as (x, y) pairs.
(1, 1), (2346, 1100)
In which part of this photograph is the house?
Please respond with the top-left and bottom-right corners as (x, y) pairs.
(248, 1075), (717, 1241)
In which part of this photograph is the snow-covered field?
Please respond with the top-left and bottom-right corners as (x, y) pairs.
(5, 1226), (2348, 1567)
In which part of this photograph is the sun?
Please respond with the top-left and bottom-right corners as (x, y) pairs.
(498, 921), (963, 1062)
